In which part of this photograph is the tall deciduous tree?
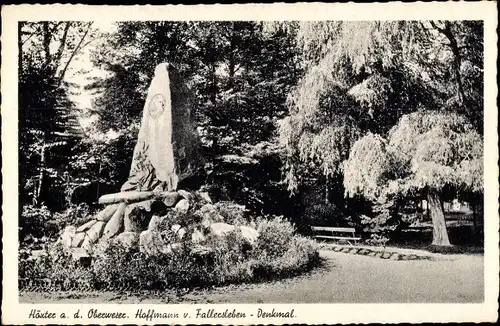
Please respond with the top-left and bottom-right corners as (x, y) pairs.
(344, 111), (483, 246)
(278, 21), (483, 223)
(19, 21), (97, 207)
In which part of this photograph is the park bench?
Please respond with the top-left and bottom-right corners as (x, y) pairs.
(310, 226), (361, 245)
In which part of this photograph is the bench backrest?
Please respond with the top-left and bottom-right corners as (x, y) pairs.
(310, 226), (356, 233)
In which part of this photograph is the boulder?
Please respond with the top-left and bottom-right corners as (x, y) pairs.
(381, 252), (392, 259)
(71, 232), (86, 248)
(85, 221), (106, 244)
(76, 219), (97, 233)
(80, 237), (93, 252)
(71, 247), (92, 267)
(178, 189), (193, 201)
(210, 222), (236, 236)
(198, 191), (212, 204)
(124, 199), (155, 232)
(98, 191), (155, 205)
(126, 199), (155, 213)
(95, 204), (120, 222)
(175, 199), (190, 214)
(140, 230), (159, 254)
(140, 230), (174, 255)
(191, 229), (206, 244)
(101, 202), (126, 240)
(239, 225), (258, 244)
(171, 224), (186, 240)
(60, 226), (76, 248)
(160, 191), (180, 207)
(389, 253), (401, 260)
(80, 221), (106, 252)
(148, 215), (162, 231)
(114, 231), (139, 250)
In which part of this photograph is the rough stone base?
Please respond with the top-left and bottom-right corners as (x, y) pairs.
(60, 189), (259, 261)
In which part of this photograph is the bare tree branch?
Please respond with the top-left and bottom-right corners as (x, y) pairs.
(53, 22), (72, 70)
(429, 20), (446, 34)
(57, 22), (94, 87)
(49, 22), (64, 35)
(21, 32), (36, 46)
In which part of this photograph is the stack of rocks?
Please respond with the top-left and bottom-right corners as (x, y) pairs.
(60, 189), (259, 259)
(59, 62), (261, 261)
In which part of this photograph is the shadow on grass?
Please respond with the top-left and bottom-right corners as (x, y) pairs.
(389, 225), (483, 255)
(425, 244), (484, 254)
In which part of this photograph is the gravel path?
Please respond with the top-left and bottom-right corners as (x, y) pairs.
(20, 250), (483, 304)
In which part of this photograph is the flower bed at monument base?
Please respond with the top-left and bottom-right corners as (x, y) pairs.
(19, 215), (320, 292)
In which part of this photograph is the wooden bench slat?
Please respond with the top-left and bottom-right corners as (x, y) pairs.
(311, 226), (356, 233)
(314, 235), (361, 241)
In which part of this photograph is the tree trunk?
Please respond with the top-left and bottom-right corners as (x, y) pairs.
(57, 22), (93, 87)
(42, 22), (51, 69)
(324, 175), (330, 205)
(228, 22), (236, 89)
(210, 62), (217, 106)
(18, 22), (23, 77)
(471, 201), (477, 234)
(430, 21), (466, 106)
(35, 145), (46, 206)
(427, 190), (451, 246)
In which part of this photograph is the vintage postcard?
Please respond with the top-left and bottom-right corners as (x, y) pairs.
(1, 2), (498, 325)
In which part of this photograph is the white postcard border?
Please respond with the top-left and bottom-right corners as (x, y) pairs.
(2, 2), (498, 324)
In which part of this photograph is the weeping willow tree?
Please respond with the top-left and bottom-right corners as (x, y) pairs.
(344, 111), (483, 246)
(275, 21), (483, 238)
(277, 21), (437, 198)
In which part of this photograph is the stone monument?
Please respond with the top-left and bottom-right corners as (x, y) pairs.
(60, 62), (258, 258)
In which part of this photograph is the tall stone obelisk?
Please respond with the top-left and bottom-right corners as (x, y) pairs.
(122, 62), (204, 192)
(61, 62), (206, 253)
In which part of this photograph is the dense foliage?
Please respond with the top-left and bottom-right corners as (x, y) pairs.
(276, 21), (483, 244)
(19, 20), (483, 249)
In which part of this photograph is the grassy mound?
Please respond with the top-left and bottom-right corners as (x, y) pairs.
(19, 215), (319, 291)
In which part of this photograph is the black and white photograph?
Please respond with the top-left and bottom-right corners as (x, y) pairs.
(1, 2), (498, 325)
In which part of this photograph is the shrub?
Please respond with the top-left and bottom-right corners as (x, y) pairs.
(304, 203), (350, 227)
(19, 213), (320, 292)
(91, 242), (204, 289)
(204, 229), (255, 284)
(254, 215), (295, 258)
(20, 204), (93, 247)
(19, 243), (95, 290)
(360, 200), (402, 247)
(20, 205), (58, 243)
(215, 201), (250, 226)
(53, 203), (92, 231)
(250, 235), (319, 279)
